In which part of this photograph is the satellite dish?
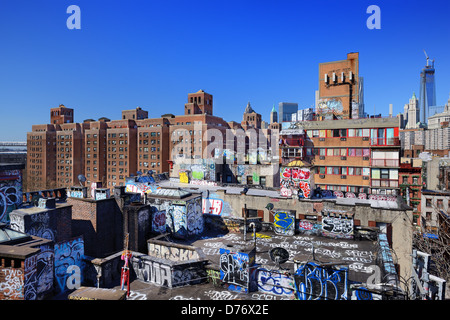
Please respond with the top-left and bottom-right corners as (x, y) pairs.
(265, 203), (274, 211)
(77, 174), (86, 186)
(269, 247), (290, 266)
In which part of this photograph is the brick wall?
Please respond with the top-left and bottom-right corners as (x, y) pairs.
(68, 197), (123, 258)
(0, 258), (25, 300)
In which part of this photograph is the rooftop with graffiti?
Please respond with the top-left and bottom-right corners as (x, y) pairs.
(0, 161), (447, 302)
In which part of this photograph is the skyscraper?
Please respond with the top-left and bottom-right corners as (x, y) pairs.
(269, 104), (278, 124)
(278, 102), (298, 122)
(420, 51), (436, 125)
(403, 92), (420, 129)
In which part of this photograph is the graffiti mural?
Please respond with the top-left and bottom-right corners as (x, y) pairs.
(317, 98), (344, 120)
(68, 187), (86, 199)
(171, 205), (187, 238)
(219, 247), (256, 293)
(131, 257), (172, 287)
(294, 262), (348, 300)
(35, 244), (54, 299)
(186, 197), (204, 236)
(273, 211), (295, 236)
(0, 268), (24, 299)
(152, 210), (167, 234)
(298, 220), (322, 236)
(150, 197), (204, 238)
(202, 192), (233, 216)
(179, 159), (217, 183)
(131, 253), (206, 288)
(148, 242), (200, 262)
(0, 169), (23, 223)
(280, 167), (311, 198)
(179, 171), (189, 184)
(321, 211), (354, 239)
(54, 237), (84, 294)
(125, 177), (159, 195)
(257, 269), (295, 298)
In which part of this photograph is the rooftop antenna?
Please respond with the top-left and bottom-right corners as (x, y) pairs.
(269, 247), (290, 270)
(77, 174), (86, 186)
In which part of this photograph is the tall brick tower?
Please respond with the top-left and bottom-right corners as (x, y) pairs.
(184, 90), (213, 115)
(50, 104), (74, 124)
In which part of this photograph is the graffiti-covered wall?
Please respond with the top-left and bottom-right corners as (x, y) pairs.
(9, 204), (72, 243)
(131, 247), (207, 288)
(219, 247), (257, 293)
(147, 195), (204, 239)
(0, 167), (23, 223)
(54, 237), (84, 294)
(174, 159), (218, 184)
(25, 243), (54, 300)
(272, 210), (296, 236)
(202, 192), (234, 216)
(280, 167), (313, 199)
(294, 262), (349, 300)
(321, 210), (354, 239)
(257, 268), (296, 298)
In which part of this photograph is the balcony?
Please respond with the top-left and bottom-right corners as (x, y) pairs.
(370, 137), (400, 147)
(281, 137), (304, 147)
(371, 179), (399, 188)
(370, 159), (399, 167)
(281, 148), (303, 159)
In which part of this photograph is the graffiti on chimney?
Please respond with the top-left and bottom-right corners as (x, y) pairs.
(54, 237), (84, 294)
(294, 262), (348, 300)
(0, 169), (23, 223)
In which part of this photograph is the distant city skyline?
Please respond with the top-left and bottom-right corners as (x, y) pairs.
(0, 0), (449, 141)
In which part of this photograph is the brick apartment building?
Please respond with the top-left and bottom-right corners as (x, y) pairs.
(168, 90), (230, 161)
(26, 124), (57, 191)
(317, 52), (363, 120)
(302, 117), (401, 196)
(27, 90), (256, 192)
(399, 158), (423, 225)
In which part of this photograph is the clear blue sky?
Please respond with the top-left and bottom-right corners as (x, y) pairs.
(0, 0), (449, 141)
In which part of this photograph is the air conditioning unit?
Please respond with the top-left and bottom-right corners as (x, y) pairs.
(341, 175), (347, 179)
(341, 156), (347, 160)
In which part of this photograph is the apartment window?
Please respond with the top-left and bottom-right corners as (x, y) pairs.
(380, 169), (389, 180)
(437, 199), (444, 209)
